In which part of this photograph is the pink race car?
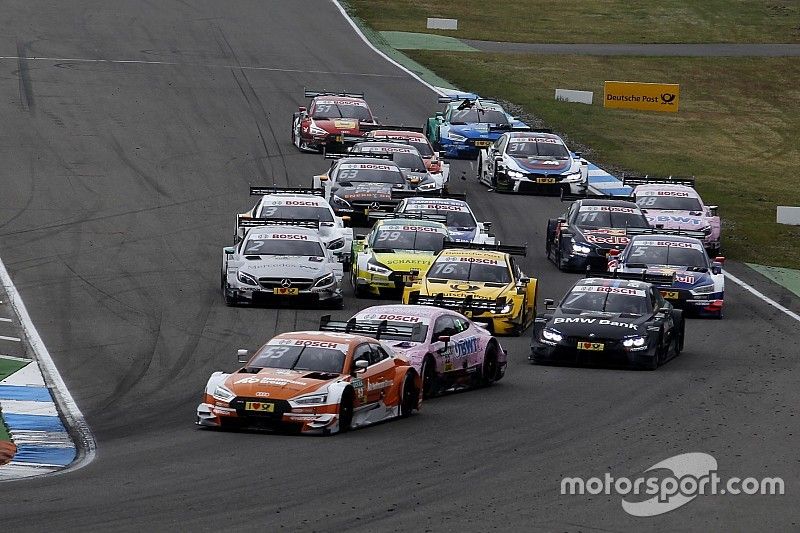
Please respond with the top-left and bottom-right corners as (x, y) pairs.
(625, 176), (721, 255)
(320, 304), (506, 398)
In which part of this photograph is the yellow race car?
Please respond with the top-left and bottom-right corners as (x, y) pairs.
(351, 215), (450, 297)
(402, 243), (537, 335)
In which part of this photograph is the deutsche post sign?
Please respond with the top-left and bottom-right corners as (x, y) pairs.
(603, 81), (679, 112)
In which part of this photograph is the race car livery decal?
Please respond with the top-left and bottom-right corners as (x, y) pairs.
(634, 239), (704, 249)
(573, 285), (647, 297)
(584, 234), (630, 245)
(437, 256), (503, 265)
(359, 146), (415, 154)
(553, 317), (639, 330)
(262, 199), (323, 207)
(650, 215), (704, 225)
(253, 234), (310, 240)
(637, 190), (694, 197)
(580, 205), (638, 214)
(390, 226), (442, 233)
(446, 336), (479, 359)
(351, 377), (366, 400)
(510, 136), (560, 144)
(407, 203), (468, 212)
(233, 376), (309, 386)
(315, 99), (368, 107)
(363, 313), (425, 323)
(339, 163), (395, 172)
(268, 338), (350, 352)
(449, 283), (481, 292)
(367, 380), (393, 392)
(675, 273), (697, 284)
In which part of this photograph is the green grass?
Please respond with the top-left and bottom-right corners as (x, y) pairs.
(406, 51), (800, 268)
(346, 1), (800, 43)
(0, 358), (28, 442)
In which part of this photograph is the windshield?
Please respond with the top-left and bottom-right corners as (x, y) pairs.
(427, 258), (511, 284)
(243, 238), (324, 256)
(575, 206), (649, 229)
(352, 147), (427, 172)
(337, 164), (405, 185)
(561, 286), (651, 315)
(627, 241), (708, 269)
(312, 101), (372, 122)
(507, 138), (570, 158)
(408, 140), (433, 157)
(636, 195), (703, 211)
(450, 108), (509, 125)
(257, 205), (334, 222)
(249, 345), (345, 374)
(371, 227), (446, 253)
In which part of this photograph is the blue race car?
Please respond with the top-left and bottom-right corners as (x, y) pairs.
(425, 96), (529, 159)
(607, 234), (725, 318)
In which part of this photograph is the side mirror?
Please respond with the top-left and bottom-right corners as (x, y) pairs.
(237, 349), (249, 363)
(518, 276), (530, 284)
(607, 249), (621, 258)
(483, 221), (492, 231)
(574, 151), (582, 158)
(437, 335), (451, 347)
(557, 217), (566, 224)
(355, 359), (369, 372)
(438, 151), (446, 158)
(658, 306), (671, 315)
(318, 175), (329, 182)
(435, 112), (444, 118)
(708, 205), (719, 216)
(341, 216), (351, 226)
(224, 247), (235, 255)
(410, 268), (420, 276)
(355, 233), (367, 241)
(544, 298), (556, 310)
(714, 256), (725, 265)
(298, 106), (306, 113)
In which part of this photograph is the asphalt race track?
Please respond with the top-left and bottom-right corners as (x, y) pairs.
(0, 1), (798, 530)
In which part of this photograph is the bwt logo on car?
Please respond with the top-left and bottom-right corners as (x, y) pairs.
(448, 336), (479, 358)
(560, 452), (784, 517)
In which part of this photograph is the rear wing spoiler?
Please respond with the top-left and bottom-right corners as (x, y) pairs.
(323, 151), (395, 161)
(645, 228), (710, 239)
(250, 186), (324, 197)
(305, 89), (364, 99)
(366, 125), (424, 134)
(391, 189), (467, 201)
(237, 216), (320, 229)
(441, 241), (527, 257)
(622, 174), (696, 188)
(560, 190), (634, 202)
(408, 292), (508, 314)
(319, 315), (423, 340)
(367, 212), (448, 224)
(589, 270), (676, 286)
(438, 94), (479, 104)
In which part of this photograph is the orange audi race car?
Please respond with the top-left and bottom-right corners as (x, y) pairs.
(197, 331), (421, 435)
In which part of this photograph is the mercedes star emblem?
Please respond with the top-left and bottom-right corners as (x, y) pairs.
(369, 202), (381, 210)
(280, 279), (292, 288)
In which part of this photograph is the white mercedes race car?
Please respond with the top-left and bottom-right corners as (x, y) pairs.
(222, 222), (344, 308)
(391, 192), (496, 244)
(478, 131), (588, 194)
(237, 187), (354, 269)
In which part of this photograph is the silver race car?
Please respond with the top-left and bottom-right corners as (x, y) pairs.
(390, 192), (496, 244)
(237, 186), (354, 269)
(222, 221), (344, 308)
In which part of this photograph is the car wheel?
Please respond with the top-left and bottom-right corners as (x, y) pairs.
(399, 372), (418, 418)
(481, 342), (500, 386)
(672, 310), (685, 356)
(338, 389), (354, 433)
(555, 246), (566, 271)
(421, 355), (438, 399)
(351, 270), (369, 298)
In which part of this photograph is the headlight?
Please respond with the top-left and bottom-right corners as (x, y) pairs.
(701, 225), (713, 235)
(237, 271), (259, 286)
(563, 171), (582, 182)
(446, 132), (467, 142)
(331, 195), (351, 209)
(326, 237), (345, 250)
(417, 180), (438, 191)
(308, 121), (327, 136)
(212, 385), (236, 402)
(366, 259), (393, 277)
(691, 284), (715, 295)
(571, 239), (592, 255)
(542, 328), (563, 342)
(506, 170), (524, 178)
(313, 272), (335, 288)
(622, 335), (647, 348)
(492, 303), (512, 314)
(293, 393), (328, 405)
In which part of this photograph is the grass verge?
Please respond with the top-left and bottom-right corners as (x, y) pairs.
(0, 358), (28, 442)
(347, 1), (800, 44)
(405, 51), (800, 268)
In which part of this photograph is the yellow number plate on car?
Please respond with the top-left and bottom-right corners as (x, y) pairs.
(577, 341), (604, 351)
(245, 402), (275, 412)
(660, 290), (679, 300)
(474, 140), (491, 147)
(536, 177), (557, 184)
(273, 287), (299, 295)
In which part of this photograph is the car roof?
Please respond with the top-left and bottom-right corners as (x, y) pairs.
(355, 304), (445, 321)
(578, 198), (639, 208)
(272, 331), (375, 347)
(376, 218), (449, 230)
(634, 183), (700, 197)
(576, 278), (652, 291)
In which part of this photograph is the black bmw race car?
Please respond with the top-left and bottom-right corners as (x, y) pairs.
(546, 197), (651, 272)
(529, 274), (685, 370)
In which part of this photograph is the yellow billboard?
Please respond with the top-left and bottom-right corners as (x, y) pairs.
(604, 81), (680, 112)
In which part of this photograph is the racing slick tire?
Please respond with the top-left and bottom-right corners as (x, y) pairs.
(350, 270), (369, 298)
(399, 372), (418, 418)
(420, 355), (438, 399)
(221, 272), (238, 307)
(672, 309), (685, 356)
(338, 388), (354, 433)
(480, 342), (501, 386)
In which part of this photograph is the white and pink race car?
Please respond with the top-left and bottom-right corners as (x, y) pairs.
(625, 176), (721, 255)
(320, 304), (506, 399)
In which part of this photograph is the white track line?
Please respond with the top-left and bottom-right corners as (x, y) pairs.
(0, 55), (404, 78)
(331, 0), (446, 96)
(0, 335), (21, 342)
(724, 271), (800, 324)
(0, 256), (96, 476)
(0, 317), (12, 322)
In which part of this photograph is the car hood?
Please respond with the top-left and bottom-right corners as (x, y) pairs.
(548, 311), (648, 337)
(575, 227), (632, 248)
(507, 155), (573, 174)
(238, 256), (328, 278)
(421, 279), (512, 300)
(224, 367), (342, 400)
(373, 251), (438, 272)
(312, 118), (362, 135)
(335, 182), (398, 202)
(645, 210), (710, 230)
(619, 266), (712, 289)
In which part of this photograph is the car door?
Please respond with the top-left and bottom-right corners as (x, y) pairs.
(431, 315), (459, 373)
(450, 315), (482, 369)
(652, 288), (674, 348)
(364, 343), (397, 404)
(350, 344), (373, 406)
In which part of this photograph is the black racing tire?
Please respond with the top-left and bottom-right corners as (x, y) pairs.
(672, 309), (685, 356)
(338, 389), (354, 433)
(221, 275), (237, 307)
(481, 342), (500, 386)
(420, 355), (438, 399)
(350, 269), (369, 298)
(399, 372), (418, 418)
(555, 246), (566, 272)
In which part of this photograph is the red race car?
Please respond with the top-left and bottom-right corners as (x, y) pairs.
(292, 90), (379, 153)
